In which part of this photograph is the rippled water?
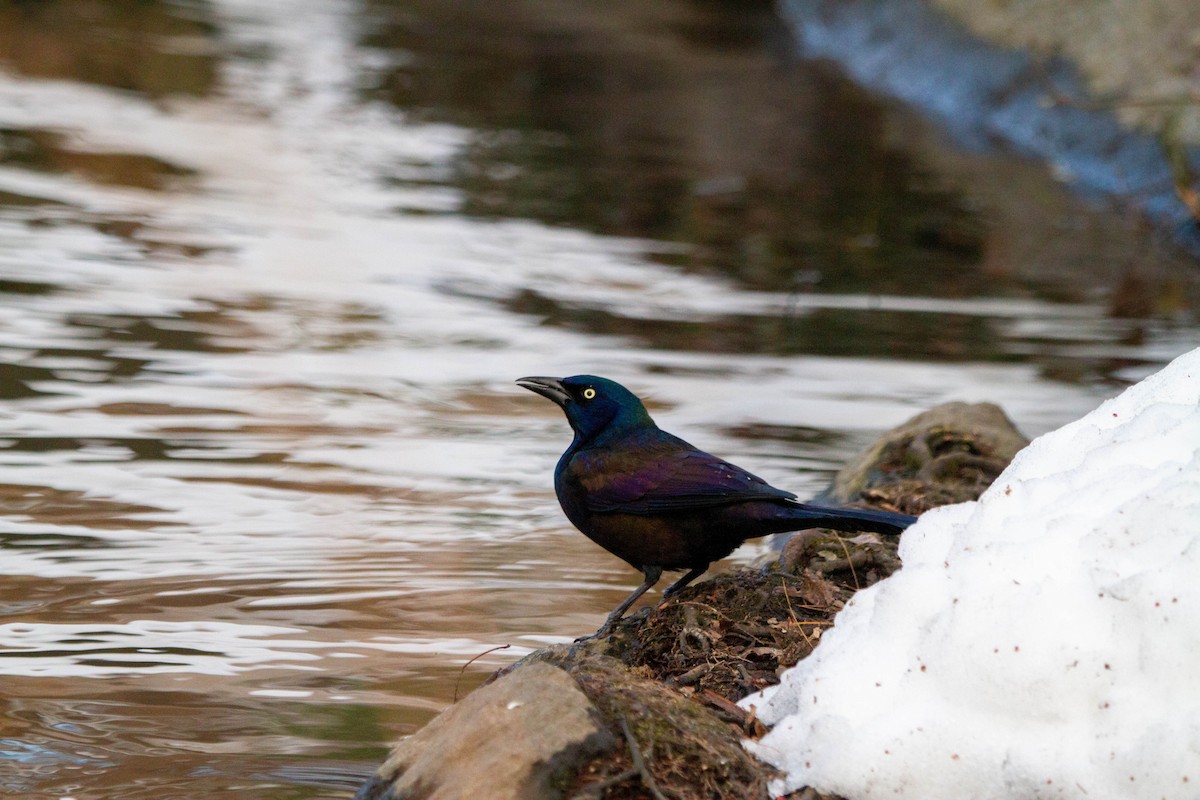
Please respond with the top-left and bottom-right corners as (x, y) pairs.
(0, 1), (1197, 797)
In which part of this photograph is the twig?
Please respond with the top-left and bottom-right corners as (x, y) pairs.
(780, 577), (798, 624)
(777, 577), (818, 649)
(571, 768), (639, 799)
(730, 621), (775, 638)
(793, 621), (816, 651)
(812, 551), (871, 575)
(670, 600), (734, 621)
(620, 716), (669, 800)
(674, 662), (710, 686)
(736, 663), (758, 694)
(453, 644), (510, 702)
(835, 535), (861, 590)
(699, 688), (750, 724)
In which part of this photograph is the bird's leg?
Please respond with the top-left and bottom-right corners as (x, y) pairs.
(661, 565), (707, 599)
(587, 566), (662, 639)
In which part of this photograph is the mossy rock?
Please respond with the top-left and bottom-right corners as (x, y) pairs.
(781, 402), (1028, 586)
(527, 645), (777, 799)
(830, 401), (1028, 514)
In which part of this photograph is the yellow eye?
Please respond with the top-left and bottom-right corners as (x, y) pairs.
(583, 387), (596, 400)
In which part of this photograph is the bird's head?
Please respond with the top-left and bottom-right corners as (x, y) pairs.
(516, 374), (654, 442)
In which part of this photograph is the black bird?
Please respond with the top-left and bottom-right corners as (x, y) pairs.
(517, 375), (917, 635)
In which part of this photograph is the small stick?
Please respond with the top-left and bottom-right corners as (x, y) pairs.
(780, 577), (799, 624)
(453, 644), (510, 702)
(674, 662), (710, 686)
(835, 535), (861, 590)
(620, 716), (669, 800)
(571, 768), (639, 798)
(699, 688), (749, 723)
(670, 600), (734, 621)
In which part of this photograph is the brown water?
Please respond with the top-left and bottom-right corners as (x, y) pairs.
(0, 1), (1197, 798)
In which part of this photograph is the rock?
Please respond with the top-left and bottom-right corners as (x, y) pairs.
(782, 402), (1027, 583)
(353, 662), (613, 800)
(828, 401), (1028, 513)
(516, 645), (777, 799)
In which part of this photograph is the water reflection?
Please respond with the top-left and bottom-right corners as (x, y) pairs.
(0, 127), (197, 191)
(0, 0), (218, 97)
(0, 1), (1195, 799)
(362, 0), (1199, 316)
(506, 288), (1022, 359)
(0, 484), (168, 529)
(364, 0), (992, 292)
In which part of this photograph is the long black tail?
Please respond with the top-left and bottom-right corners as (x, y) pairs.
(784, 500), (917, 535)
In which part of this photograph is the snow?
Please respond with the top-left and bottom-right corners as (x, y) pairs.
(743, 346), (1200, 799)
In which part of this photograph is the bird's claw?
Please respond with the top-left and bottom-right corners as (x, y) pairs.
(577, 621), (618, 642)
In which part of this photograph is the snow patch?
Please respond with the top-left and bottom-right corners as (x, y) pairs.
(744, 346), (1200, 799)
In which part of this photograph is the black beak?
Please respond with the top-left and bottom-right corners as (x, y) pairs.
(516, 376), (570, 407)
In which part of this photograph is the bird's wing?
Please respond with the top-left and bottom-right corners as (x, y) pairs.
(574, 435), (796, 515)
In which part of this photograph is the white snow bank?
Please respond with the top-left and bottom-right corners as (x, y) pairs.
(743, 346), (1200, 799)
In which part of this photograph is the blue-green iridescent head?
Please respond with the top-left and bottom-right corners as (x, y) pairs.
(516, 374), (655, 442)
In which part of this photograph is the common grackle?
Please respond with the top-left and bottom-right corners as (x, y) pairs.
(517, 375), (917, 636)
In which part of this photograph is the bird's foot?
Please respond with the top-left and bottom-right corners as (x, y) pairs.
(659, 581), (691, 602)
(576, 625), (614, 643)
(578, 610), (628, 641)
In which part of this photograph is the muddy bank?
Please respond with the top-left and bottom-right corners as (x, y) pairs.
(353, 401), (1028, 800)
(776, 0), (1200, 253)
